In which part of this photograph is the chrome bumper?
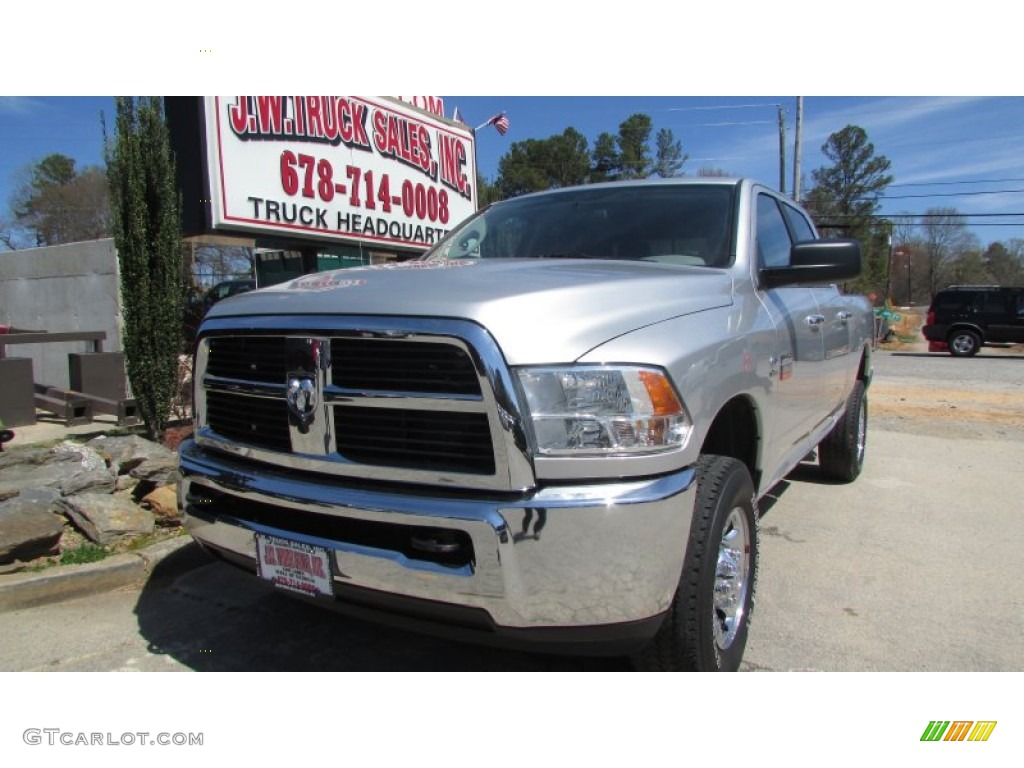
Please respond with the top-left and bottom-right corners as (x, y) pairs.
(179, 440), (695, 639)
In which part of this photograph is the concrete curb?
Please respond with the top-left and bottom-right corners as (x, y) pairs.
(0, 535), (197, 613)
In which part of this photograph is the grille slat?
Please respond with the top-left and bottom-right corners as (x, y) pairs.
(207, 337), (289, 384)
(335, 407), (494, 474)
(331, 339), (480, 395)
(206, 391), (291, 452)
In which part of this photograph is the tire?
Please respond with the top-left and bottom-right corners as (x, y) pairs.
(633, 455), (758, 672)
(948, 329), (981, 357)
(819, 379), (867, 482)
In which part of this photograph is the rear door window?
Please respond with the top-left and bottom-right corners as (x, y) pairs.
(782, 203), (816, 242)
(756, 195), (793, 268)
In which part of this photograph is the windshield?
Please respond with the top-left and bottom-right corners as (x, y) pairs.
(423, 183), (736, 268)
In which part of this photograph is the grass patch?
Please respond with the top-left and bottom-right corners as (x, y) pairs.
(59, 542), (111, 566)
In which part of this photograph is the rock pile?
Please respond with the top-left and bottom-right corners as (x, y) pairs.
(0, 435), (181, 573)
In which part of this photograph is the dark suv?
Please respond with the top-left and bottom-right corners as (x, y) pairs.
(922, 286), (1024, 356)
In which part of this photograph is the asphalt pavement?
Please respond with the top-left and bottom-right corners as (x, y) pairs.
(1, 351), (1021, 670)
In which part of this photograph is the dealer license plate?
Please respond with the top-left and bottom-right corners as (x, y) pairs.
(255, 534), (334, 598)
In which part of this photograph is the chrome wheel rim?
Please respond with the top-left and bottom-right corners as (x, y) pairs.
(713, 507), (751, 650)
(856, 396), (867, 465)
(951, 334), (975, 354)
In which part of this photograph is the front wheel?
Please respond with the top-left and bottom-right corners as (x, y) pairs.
(633, 455), (758, 672)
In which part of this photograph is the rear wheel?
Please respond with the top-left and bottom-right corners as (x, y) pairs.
(948, 329), (981, 357)
(633, 455), (758, 672)
(819, 380), (867, 482)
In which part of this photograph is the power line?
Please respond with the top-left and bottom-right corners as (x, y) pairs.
(829, 212), (1024, 219)
(888, 177), (1024, 189)
(880, 188), (1024, 201)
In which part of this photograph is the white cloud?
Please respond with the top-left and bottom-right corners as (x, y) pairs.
(0, 97), (45, 115)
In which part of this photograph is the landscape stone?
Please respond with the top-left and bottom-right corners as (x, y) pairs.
(128, 456), (179, 486)
(142, 485), (180, 524)
(0, 495), (65, 564)
(52, 441), (109, 473)
(0, 448), (54, 471)
(59, 494), (155, 546)
(58, 466), (117, 497)
(114, 475), (141, 493)
(0, 443), (116, 500)
(85, 434), (176, 476)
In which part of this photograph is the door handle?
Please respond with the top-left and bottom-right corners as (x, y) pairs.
(806, 315), (826, 328)
(837, 311), (853, 322)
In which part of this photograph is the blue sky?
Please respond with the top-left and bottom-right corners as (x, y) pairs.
(3, 96), (1024, 248)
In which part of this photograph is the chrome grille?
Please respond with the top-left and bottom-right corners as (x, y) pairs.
(195, 317), (533, 491)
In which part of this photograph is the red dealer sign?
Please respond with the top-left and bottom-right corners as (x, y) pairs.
(204, 96), (477, 250)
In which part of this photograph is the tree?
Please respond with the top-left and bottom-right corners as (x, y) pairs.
(105, 97), (184, 441)
(0, 215), (18, 250)
(496, 128), (590, 198)
(653, 128), (687, 178)
(804, 125), (894, 297)
(476, 173), (500, 207)
(983, 241), (1024, 285)
(546, 127), (591, 187)
(807, 126), (893, 221)
(191, 245), (254, 287)
(590, 132), (618, 183)
(10, 153), (111, 246)
(616, 113), (654, 179)
(948, 248), (992, 286)
(919, 207), (980, 296)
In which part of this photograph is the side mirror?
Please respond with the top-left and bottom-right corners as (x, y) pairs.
(761, 239), (862, 289)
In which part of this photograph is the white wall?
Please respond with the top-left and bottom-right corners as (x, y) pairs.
(0, 238), (123, 390)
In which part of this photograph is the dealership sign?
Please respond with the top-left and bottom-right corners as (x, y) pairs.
(203, 96), (476, 250)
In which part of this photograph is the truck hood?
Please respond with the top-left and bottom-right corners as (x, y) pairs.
(207, 259), (733, 364)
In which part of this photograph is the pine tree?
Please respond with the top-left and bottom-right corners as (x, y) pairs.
(804, 125), (893, 297)
(653, 128), (687, 178)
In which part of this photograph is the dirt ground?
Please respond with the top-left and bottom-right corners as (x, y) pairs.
(872, 375), (1024, 429)
(872, 309), (1024, 442)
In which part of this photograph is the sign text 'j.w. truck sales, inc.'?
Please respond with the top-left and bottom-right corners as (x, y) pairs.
(205, 96), (477, 250)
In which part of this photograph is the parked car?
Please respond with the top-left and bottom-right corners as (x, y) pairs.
(922, 285), (1024, 355)
(203, 279), (256, 309)
(183, 280), (258, 344)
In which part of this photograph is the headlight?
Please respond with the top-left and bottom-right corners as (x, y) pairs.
(515, 366), (692, 456)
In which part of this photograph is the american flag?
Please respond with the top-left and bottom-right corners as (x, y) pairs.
(488, 112), (510, 135)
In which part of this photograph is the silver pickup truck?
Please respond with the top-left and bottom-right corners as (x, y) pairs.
(179, 178), (873, 671)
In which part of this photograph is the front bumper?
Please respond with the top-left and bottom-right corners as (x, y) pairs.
(178, 439), (695, 654)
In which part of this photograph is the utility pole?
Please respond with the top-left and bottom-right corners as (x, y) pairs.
(793, 96), (804, 202)
(777, 105), (786, 195)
